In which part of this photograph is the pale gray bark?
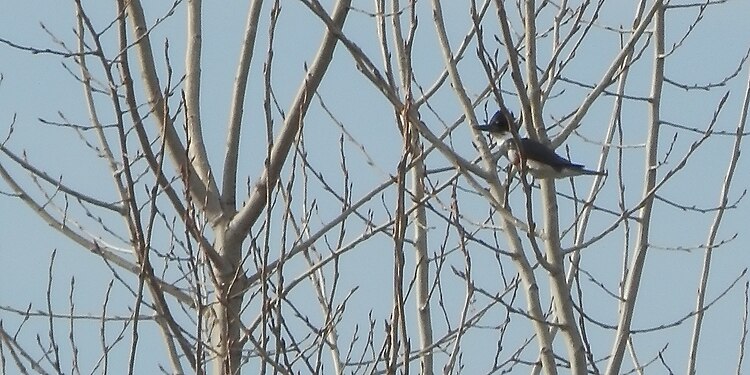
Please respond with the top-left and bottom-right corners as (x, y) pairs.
(1, 1), (747, 374)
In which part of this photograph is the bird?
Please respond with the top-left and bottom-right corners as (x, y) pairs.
(474, 111), (606, 179)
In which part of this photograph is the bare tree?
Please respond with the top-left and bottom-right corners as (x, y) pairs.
(1, 0), (748, 374)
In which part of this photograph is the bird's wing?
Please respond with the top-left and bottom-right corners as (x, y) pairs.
(518, 138), (584, 170)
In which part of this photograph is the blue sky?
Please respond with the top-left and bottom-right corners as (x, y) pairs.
(1, 1), (750, 373)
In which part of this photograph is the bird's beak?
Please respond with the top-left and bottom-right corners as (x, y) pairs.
(474, 124), (493, 132)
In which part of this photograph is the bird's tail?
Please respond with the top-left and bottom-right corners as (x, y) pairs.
(580, 168), (607, 176)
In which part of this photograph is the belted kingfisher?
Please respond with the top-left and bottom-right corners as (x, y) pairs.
(475, 111), (606, 179)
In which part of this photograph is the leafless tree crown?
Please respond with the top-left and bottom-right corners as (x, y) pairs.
(1, 1), (749, 374)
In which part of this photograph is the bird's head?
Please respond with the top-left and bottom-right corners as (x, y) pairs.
(474, 111), (515, 135)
